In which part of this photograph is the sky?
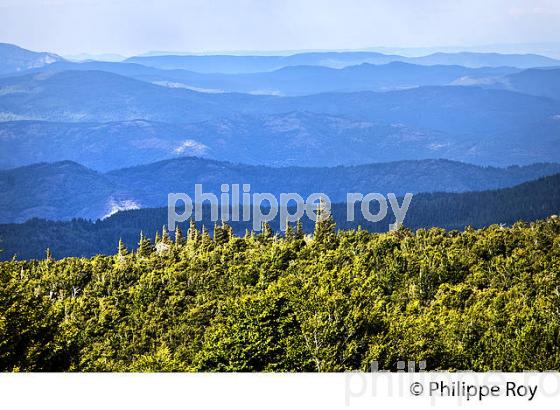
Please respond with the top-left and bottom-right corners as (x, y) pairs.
(1, 0), (560, 57)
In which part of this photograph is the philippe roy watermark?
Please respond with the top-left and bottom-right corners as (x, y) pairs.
(167, 183), (413, 231)
(345, 361), (560, 406)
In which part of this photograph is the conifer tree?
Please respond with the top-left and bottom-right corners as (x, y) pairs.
(295, 220), (304, 240)
(45, 248), (53, 262)
(187, 219), (199, 245)
(314, 198), (336, 243)
(213, 222), (224, 245)
(117, 239), (128, 256)
(200, 225), (212, 249)
(285, 222), (295, 240)
(137, 231), (154, 257)
(214, 221), (232, 245)
(174, 226), (184, 247)
(155, 226), (172, 255)
(161, 225), (171, 244)
(261, 222), (273, 239)
(224, 222), (233, 240)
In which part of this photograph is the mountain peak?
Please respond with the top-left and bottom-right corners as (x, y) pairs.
(0, 43), (64, 75)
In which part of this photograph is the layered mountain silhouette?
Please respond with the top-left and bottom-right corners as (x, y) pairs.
(6, 58), (560, 99)
(124, 51), (560, 73)
(8, 59), (519, 95)
(1, 69), (559, 168)
(0, 43), (559, 234)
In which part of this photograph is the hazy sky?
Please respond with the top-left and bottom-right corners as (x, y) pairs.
(1, 0), (560, 56)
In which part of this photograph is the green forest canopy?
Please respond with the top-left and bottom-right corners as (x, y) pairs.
(1, 216), (560, 371)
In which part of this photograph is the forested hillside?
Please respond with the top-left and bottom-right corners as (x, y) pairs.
(1, 215), (559, 371)
(3, 158), (559, 223)
(1, 172), (559, 260)
(9, 113), (560, 170)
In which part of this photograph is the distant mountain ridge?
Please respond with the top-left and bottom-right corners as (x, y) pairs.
(5, 43), (556, 81)
(0, 70), (243, 122)
(2, 109), (559, 171)
(1, 157), (559, 223)
(2, 44), (559, 99)
(1, 69), (558, 127)
(500, 68), (560, 101)
(1, 69), (559, 170)
(5, 56), (559, 101)
(125, 51), (560, 73)
(0, 43), (63, 75)
(0, 44), (559, 194)
(406, 52), (560, 69)
(12, 59), (520, 95)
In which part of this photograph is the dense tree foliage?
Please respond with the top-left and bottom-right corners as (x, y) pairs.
(1, 216), (559, 372)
